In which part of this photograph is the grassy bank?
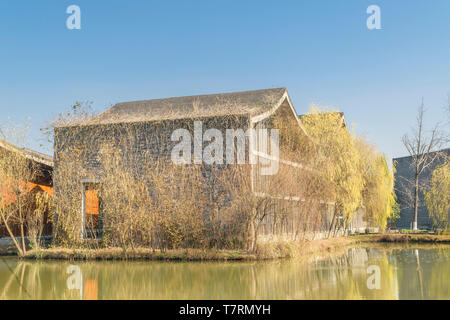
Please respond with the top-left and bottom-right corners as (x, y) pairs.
(23, 247), (254, 261)
(22, 236), (362, 261)
(367, 233), (450, 243)
(20, 233), (450, 261)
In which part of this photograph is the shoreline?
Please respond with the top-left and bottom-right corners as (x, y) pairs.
(6, 233), (450, 262)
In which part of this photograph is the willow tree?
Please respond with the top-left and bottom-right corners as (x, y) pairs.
(424, 159), (450, 231)
(301, 107), (364, 235)
(356, 138), (398, 229)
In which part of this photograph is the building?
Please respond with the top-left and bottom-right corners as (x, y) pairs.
(0, 139), (54, 237)
(393, 148), (449, 230)
(53, 88), (371, 243)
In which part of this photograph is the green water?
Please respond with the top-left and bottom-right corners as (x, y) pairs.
(0, 246), (449, 300)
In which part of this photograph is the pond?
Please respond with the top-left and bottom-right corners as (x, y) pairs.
(0, 245), (449, 300)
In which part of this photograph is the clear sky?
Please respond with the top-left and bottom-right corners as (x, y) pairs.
(1, 0), (449, 159)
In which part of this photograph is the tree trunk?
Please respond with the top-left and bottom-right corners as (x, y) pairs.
(327, 211), (336, 239)
(413, 168), (419, 230)
(0, 212), (24, 256)
(249, 217), (256, 253)
(1, 215), (23, 256)
(18, 197), (27, 254)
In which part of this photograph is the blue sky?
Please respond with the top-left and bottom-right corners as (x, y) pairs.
(0, 0), (449, 159)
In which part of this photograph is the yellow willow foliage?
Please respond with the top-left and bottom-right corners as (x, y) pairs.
(301, 106), (364, 221)
(424, 159), (450, 230)
(357, 138), (397, 229)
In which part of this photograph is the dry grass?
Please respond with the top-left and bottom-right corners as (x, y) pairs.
(26, 234), (450, 261)
(376, 233), (450, 243)
(23, 247), (255, 261)
(23, 236), (364, 261)
(344, 233), (450, 243)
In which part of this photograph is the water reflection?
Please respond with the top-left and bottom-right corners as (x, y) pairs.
(0, 246), (449, 300)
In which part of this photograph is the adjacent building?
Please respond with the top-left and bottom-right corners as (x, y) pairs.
(0, 139), (54, 237)
(393, 148), (449, 230)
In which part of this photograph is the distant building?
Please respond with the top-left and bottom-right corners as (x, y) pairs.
(393, 148), (449, 230)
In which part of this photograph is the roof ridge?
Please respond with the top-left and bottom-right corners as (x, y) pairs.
(393, 147), (450, 160)
(0, 139), (53, 167)
(82, 87), (288, 126)
(112, 87), (287, 106)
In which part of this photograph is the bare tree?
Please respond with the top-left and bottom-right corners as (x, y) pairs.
(447, 94), (450, 121)
(446, 94), (450, 139)
(401, 100), (445, 230)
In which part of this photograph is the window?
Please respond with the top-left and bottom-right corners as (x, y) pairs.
(82, 181), (103, 239)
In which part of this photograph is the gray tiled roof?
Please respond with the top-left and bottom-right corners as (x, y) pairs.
(0, 139), (53, 167)
(90, 88), (287, 125)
